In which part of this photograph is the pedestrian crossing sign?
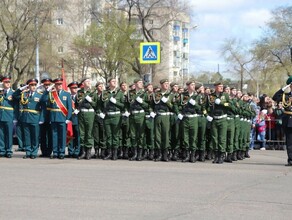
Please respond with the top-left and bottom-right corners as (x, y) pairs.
(140, 42), (161, 64)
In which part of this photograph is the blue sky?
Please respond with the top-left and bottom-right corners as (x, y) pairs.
(188, 0), (291, 78)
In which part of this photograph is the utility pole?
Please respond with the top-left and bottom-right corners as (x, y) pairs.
(35, 0), (40, 82)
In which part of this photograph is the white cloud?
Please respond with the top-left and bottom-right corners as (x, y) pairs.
(240, 9), (272, 28)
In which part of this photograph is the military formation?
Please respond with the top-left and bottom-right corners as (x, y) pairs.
(0, 75), (257, 164)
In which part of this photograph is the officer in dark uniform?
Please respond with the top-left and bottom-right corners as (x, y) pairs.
(13, 78), (45, 159)
(46, 78), (72, 159)
(272, 76), (292, 166)
(0, 76), (15, 158)
(67, 81), (80, 158)
(39, 78), (53, 157)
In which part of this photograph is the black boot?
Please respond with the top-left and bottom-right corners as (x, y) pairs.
(137, 148), (143, 161)
(86, 148), (91, 160)
(112, 148), (118, 160)
(103, 148), (112, 160)
(217, 152), (225, 164)
(237, 150), (243, 160)
(162, 149), (169, 162)
(182, 149), (190, 162)
(198, 150), (205, 162)
(118, 147), (123, 159)
(171, 150), (179, 161)
(212, 151), (219, 163)
(148, 149), (154, 160)
(206, 150), (213, 160)
(224, 153), (233, 163)
(123, 147), (129, 159)
(155, 149), (162, 162)
(78, 147), (86, 160)
(244, 150), (250, 158)
(129, 147), (137, 161)
(189, 150), (196, 163)
(142, 149), (148, 160)
(100, 149), (106, 159)
(231, 151), (238, 161)
(92, 147), (99, 159)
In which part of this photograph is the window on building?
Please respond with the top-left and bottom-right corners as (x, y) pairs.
(57, 18), (63, 25)
(173, 71), (178, 76)
(58, 46), (64, 53)
(149, 19), (153, 24)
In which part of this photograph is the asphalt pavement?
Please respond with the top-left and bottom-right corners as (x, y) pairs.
(0, 148), (291, 220)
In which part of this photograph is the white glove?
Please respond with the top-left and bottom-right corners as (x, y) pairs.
(161, 96), (169, 103)
(178, 113), (184, 120)
(20, 84), (29, 91)
(136, 96), (143, 104)
(99, 112), (105, 119)
(74, 109), (79, 115)
(39, 121), (44, 125)
(215, 98), (221, 105)
(189, 98), (196, 106)
(110, 97), (117, 104)
(122, 111), (130, 117)
(13, 119), (18, 124)
(65, 120), (71, 124)
(85, 95), (92, 103)
(150, 112), (156, 118)
(36, 84), (44, 89)
(47, 84), (54, 91)
(206, 115), (213, 122)
(282, 84), (291, 91)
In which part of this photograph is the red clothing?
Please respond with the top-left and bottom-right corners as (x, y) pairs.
(266, 113), (276, 129)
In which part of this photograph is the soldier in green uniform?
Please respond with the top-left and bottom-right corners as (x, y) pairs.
(223, 85), (238, 162)
(169, 82), (181, 161)
(119, 81), (130, 159)
(153, 79), (176, 162)
(207, 82), (231, 164)
(128, 79), (148, 161)
(92, 81), (106, 159)
(195, 83), (208, 162)
(67, 81), (80, 158)
(177, 80), (201, 162)
(144, 83), (156, 160)
(101, 78), (124, 160)
(0, 76), (15, 158)
(76, 78), (97, 160)
(46, 78), (72, 159)
(13, 79), (45, 159)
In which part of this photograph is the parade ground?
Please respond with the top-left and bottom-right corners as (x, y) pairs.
(0, 148), (291, 220)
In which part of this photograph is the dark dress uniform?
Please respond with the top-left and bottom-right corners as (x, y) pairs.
(13, 79), (45, 158)
(67, 82), (80, 158)
(0, 76), (15, 158)
(273, 83), (292, 165)
(39, 78), (53, 157)
(47, 78), (72, 159)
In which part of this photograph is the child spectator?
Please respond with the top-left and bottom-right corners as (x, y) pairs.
(256, 109), (267, 150)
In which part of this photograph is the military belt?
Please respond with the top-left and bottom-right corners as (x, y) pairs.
(0, 106), (14, 111)
(157, 112), (171, 116)
(47, 108), (62, 112)
(184, 114), (198, 118)
(80, 108), (94, 112)
(23, 109), (40, 114)
(132, 110), (145, 114)
(107, 111), (120, 115)
(213, 114), (227, 119)
(284, 111), (292, 115)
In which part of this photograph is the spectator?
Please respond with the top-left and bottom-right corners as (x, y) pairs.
(256, 109), (267, 150)
(266, 106), (276, 149)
